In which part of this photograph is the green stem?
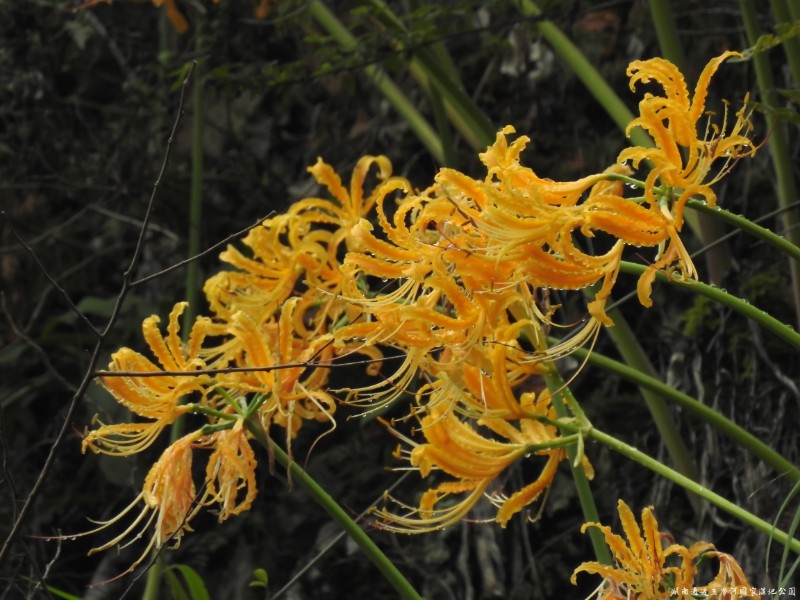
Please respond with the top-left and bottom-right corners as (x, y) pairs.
(246, 423), (423, 600)
(511, 301), (609, 564)
(603, 305), (702, 512)
(547, 419), (800, 554)
(687, 199), (800, 263)
(788, 0), (800, 21)
(582, 276), (701, 510)
(544, 368), (612, 566)
(740, 0), (800, 329)
(588, 427), (800, 554)
(770, 0), (800, 87)
(365, 0), (496, 151)
(183, 52), (203, 338)
(647, 0), (687, 68)
(142, 557), (162, 600)
(564, 341), (800, 482)
(308, 1), (444, 164)
(619, 261), (800, 349)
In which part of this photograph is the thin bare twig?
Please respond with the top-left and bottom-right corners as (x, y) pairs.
(271, 471), (412, 600)
(89, 204), (180, 242)
(130, 213), (272, 287)
(1, 295), (78, 393)
(0, 202), (93, 254)
(0, 61), (198, 568)
(94, 353), (407, 378)
(1, 212), (101, 338)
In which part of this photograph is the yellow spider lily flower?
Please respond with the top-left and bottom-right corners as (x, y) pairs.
(75, 431), (205, 579)
(142, 431), (204, 548)
(334, 164), (548, 409)
(78, 50), (761, 571)
(377, 382), (568, 532)
(620, 51), (755, 223)
(205, 155), (406, 331)
(618, 52), (756, 306)
(85, 302), (210, 455)
(211, 300), (337, 454)
(434, 127), (637, 332)
(572, 499), (759, 599)
(204, 419), (258, 521)
(78, 425), (262, 577)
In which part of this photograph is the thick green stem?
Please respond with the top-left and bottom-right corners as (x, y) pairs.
(587, 426), (800, 554)
(308, 1), (444, 164)
(365, 0), (496, 152)
(511, 301), (609, 564)
(647, 0), (687, 68)
(510, 303), (614, 565)
(544, 419), (800, 554)
(687, 199), (800, 263)
(544, 368), (612, 566)
(788, 0), (800, 21)
(770, 0), (800, 86)
(564, 342), (800, 482)
(582, 280), (701, 511)
(246, 424), (422, 600)
(603, 305), (702, 513)
(619, 261), (800, 349)
(142, 558), (162, 600)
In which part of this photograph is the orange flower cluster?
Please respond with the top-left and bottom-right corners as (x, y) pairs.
(82, 156), (398, 573)
(573, 500), (759, 600)
(80, 52), (755, 565)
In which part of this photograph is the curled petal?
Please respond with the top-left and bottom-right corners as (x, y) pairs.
(143, 431), (204, 548)
(205, 420), (258, 521)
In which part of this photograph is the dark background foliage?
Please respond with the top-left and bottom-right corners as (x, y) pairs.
(1, 1), (798, 598)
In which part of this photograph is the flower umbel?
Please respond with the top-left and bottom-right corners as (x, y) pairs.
(617, 51), (756, 306)
(68, 431), (204, 580)
(572, 499), (760, 600)
(84, 302), (210, 456)
(375, 357), (580, 532)
(75, 48), (759, 577)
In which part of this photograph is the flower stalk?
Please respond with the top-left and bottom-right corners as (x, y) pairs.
(245, 421), (423, 600)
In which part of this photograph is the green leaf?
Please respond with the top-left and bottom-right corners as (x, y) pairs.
(737, 19), (800, 61)
(249, 567), (269, 588)
(45, 586), (83, 600)
(164, 564), (211, 600)
(165, 570), (190, 600)
(75, 295), (117, 318)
